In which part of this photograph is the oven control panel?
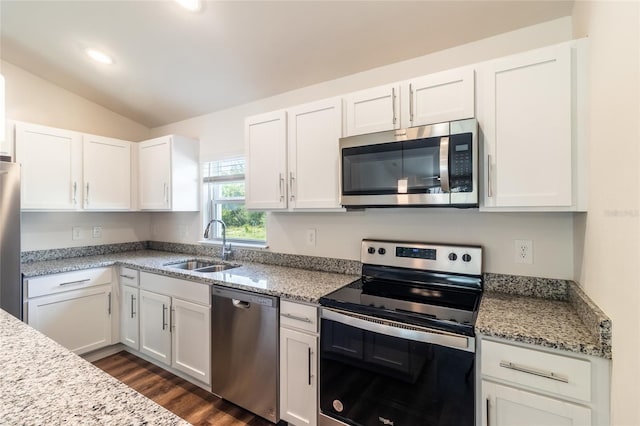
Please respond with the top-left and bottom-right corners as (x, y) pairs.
(361, 239), (482, 275)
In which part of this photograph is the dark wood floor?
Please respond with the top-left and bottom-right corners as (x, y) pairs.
(93, 351), (274, 426)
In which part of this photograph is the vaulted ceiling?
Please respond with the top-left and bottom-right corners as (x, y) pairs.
(0, 1), (574, 128)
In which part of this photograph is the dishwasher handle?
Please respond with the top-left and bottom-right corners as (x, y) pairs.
(232, 299), (251, 309)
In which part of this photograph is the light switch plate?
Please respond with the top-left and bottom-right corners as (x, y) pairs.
(306, 229), (316, 247)
(92, 226), (102, 239)
(72, 226), (83, 240)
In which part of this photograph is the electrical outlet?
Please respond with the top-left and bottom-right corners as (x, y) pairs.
(306, 229), (317, 247)
(72, 226), (84, 240)
(514, 239), (533, 264)
(92, 226), (102, 239)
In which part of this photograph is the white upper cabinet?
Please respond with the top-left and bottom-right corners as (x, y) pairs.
(403, 67), (475, 129)
(287, 98), (342, 210)
(343, 83), (400, 136)
(15, 122), (82, 210)
(15, 122), (132, 211)
(479, 40), (587, 211)
(83, 134), (131, 210)
(137, 135), (199, 211)
(246, 98), (344, 211)
(245, 110), (288, 210)
(343, 67), (475, 137)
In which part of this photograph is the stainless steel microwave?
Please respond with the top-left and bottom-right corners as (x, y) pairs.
(339, 118), (478, 208)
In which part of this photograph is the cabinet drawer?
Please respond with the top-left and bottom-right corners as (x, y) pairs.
(482, 339), (592, 402)
(281, 300), (318, 333)
(26, 267), (113, 298)
(119, 267), (139, 286)
(139, 271), (209, 306)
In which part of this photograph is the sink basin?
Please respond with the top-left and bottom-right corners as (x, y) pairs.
(166, 260), (217, 270)
(164, 260), (238, 273)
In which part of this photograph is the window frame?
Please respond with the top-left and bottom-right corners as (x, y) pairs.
(202, 158), (266, 246)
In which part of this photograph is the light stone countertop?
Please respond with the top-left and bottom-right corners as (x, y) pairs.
(21, 250), (359, 304)
(0, 308), (190, 426)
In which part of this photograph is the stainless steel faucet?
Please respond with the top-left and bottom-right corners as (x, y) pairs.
(203, 219), (232, 260)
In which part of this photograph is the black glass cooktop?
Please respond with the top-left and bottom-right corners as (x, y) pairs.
(319, 273), (482, 337)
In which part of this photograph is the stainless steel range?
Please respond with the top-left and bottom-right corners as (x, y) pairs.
(318, 239), (483, 426)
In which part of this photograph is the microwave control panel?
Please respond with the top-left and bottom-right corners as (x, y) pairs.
(449, 133), (473, 193)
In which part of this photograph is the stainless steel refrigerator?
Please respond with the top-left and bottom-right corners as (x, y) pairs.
(0, 160), (21, 319)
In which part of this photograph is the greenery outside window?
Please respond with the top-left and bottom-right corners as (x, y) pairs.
(203, 158), (266, 244)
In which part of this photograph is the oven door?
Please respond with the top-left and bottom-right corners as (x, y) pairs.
(339, 127), (451, 207)
(319, 308), (475, 426)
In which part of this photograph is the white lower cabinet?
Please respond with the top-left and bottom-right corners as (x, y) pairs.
(139, 289), (172, 364)
(25, 267), (114, 355)
(280, 300), (318, 426)
(138, 272), (211, 387)
(120, 284), (140, 350)
(479, 337), (610, 426)
(482, 381), (591, 426)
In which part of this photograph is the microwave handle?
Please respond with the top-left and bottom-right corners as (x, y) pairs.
(439, 136), (450, 193)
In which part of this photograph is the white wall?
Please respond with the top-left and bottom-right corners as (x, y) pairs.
(150, 17), (576, 279)
(572, 2), (640, 425)
(1, 60), (154, 251)
(21, 212), (152, 251)
(2, 60), (150, 144)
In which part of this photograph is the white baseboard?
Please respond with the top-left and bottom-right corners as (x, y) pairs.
(82, 343), (126, 362)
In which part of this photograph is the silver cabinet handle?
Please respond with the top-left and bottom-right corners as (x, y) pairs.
(499, 361), (569, 383)
(392, 87), (397, 125)
(72, 182), (77, 205)
(279, 173), (284, 202)
(439, 136), (450, 193)
(289, 172), (295, 201)
(282, 313), (312, 323)
(163, 183), (169, 206)
(162, 304), (168, 330)
(130, 294), (136, 318)
(486, 398), (490, 426)
(85, 182), (90, 206)
(171, 307), (175, 332)
(107, 291), (112, 315)
(409, 83), (414, 124)
(120, 274), (135, 280)
(308, 347), (313, 385)
(487, 154), (493, 198)
(59, 278), (90, 287)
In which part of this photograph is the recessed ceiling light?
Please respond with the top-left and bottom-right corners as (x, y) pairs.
(85, 48), (114, 65)
(174, 0), (201, 12)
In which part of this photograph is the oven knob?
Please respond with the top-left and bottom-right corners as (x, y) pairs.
(378, 248), (386, 255)
(448, 252), (457, 261)
(462, 253), (472, 262)
(367, 247), (376, 254)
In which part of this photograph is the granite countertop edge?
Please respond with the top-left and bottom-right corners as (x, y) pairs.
(21, 251), (358, 304)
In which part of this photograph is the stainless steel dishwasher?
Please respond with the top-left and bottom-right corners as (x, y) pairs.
(211, 286), (279, 423)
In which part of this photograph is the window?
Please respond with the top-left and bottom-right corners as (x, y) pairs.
(203, 158), (266, 244)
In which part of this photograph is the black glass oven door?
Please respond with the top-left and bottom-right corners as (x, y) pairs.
(320, 313), (475, 426)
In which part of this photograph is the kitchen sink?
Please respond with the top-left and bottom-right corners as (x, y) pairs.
(164, 260), (238, 273)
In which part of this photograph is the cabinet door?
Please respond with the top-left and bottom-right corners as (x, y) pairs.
(245, 110), (288, 210)
(139, 290), (172, 365)
(288, 98), (342, 210)
(138, 136), (172, 210)
(15, 122), (82, 210)
(120, 284), (139, 350)
(406, 67), (474, 128)
(27, 284), (112, 355)
(344, 84), (400, 136)
(482, 381), (591, 426)
(83, 135), (131, 210)
(482, 44), (572, 208)
(280, 327), (317, 426)
(171, 298), (211, 385)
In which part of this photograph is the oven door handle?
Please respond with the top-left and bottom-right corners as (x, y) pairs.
(321, 308), (474, 352)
